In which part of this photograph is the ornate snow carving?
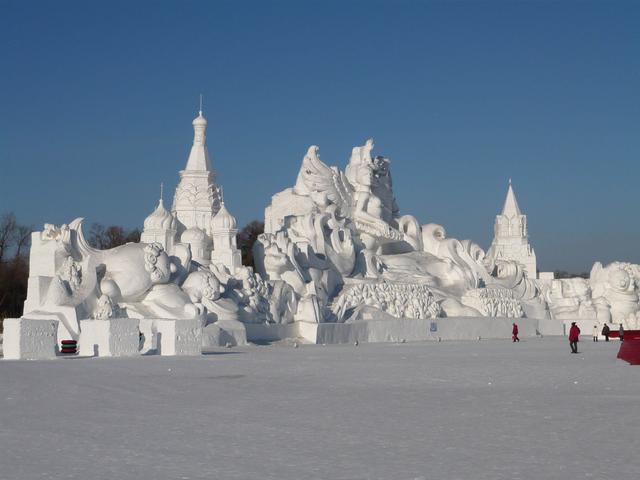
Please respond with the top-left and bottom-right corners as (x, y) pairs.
(255, 139), (538, 324)
(58, 256), (82, 294)
(174, 182), (218, 210)
(486, 180), (537, 278)
(332, 283), (442, 322)
(93, 294), (122, 320)
(542, 261), (640, 328)
(461, 288), (524, 318)
(143, 243), (170, 283)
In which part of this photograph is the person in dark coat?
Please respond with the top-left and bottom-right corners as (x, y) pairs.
(569, 322), (581, 353)
(601, 324), (610, 342)
(619, 324), (625, 342)
(512, 323), (520, 342)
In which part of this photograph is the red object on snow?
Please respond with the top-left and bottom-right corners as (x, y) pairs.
(617, 331), (640, 365)
(60, 339), (77, 355)
(569, 324), (581, 342)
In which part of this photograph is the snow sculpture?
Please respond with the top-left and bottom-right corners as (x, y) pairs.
(141, 194), (177, 252)
(486, 261), (547, 318)
(172, 110), (221, 234)
(486, 180), (537, 278)
(255, 139), (539, 324)
(542, 262), (640, 329)
(544, 278), (598, 320)
(23, 218), (200, 339)
(210, 200), (242, 274)
(18, 109), (259, 350)
(590, 262), (640, 328)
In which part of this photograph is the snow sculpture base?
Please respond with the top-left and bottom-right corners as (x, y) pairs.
(246, 318), (544, 345)
(78, 318), (140, 357)
(315, 317), (540, 344)
(2, 317), (58, 360)
(20, 309), (79, 343)
(536, 318), (565, 336)
(245, 322), (302, 344)
(155, 318), (202, 356)
(202, 319), (247, 348)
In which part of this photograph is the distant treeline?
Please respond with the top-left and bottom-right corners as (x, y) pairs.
(0, 213), (31, 327)
(553, 270), (590, 279)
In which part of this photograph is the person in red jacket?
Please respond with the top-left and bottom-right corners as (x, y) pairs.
(569, 322), (581, 353)
(512, 323), (520, 342)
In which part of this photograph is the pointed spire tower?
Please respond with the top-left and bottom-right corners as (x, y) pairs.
(501, 179), (522, 217)
(172, 98), (221, 235)
(487, 180), (537, 278)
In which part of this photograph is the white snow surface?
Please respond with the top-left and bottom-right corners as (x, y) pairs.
(1, 338), (639, 480)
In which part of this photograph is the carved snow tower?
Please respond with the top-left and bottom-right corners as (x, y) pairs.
(141, 190), (178, 253)
(171, 109), (221, 235)
(487, 180), (537, 278)
(210, 199), (242, 274)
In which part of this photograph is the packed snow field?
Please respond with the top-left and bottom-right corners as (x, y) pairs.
(1, 338), (639, 480)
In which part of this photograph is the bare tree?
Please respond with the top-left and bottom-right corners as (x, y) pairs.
(0, 212), (31, 325)
(89, 223), (141, 249)
(125, 228), (141, 244)
(237, 220), (264, 269)
(0, 213), (17, 262)
(554, 270), (589, 279)
(14, 225), (32, 260)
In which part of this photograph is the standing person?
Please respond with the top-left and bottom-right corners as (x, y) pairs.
(569, 322), (581, 354)
(592, 325), (599, 342)
(512, 323), (520, 342)
(619, 324), (625, 342)
(602, 324), (610, 342)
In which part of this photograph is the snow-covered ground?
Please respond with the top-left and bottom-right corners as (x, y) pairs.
(1, 337), (639, 480)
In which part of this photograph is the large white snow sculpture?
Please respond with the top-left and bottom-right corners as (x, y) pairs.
(254, 139), (544, 324)
(542, 261), (640, 330)
(17, 109), (299, 352)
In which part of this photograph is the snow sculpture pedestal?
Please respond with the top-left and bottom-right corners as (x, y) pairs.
(155, 318), (202, 356)
(78, 318), (140, 357)
(3, 317), (58, 360)
(246, 317), (541, 345)
(202, 320), (247, 348)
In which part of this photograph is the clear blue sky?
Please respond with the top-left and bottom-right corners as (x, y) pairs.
(1, 0), (638, 272)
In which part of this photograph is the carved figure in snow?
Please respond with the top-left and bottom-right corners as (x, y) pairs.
(593, 264), (639, 323)
(93, 294), (122, 320)
(545, 278), (596, 320)
(256, 139), (536, 324)
(98, 242), (175, 302)
(182, 270), (224, 312)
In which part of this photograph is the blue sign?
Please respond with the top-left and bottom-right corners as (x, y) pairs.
(430, 322), (438, 332)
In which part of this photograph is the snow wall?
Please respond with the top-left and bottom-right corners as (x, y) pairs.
(246, 317), (553, 345)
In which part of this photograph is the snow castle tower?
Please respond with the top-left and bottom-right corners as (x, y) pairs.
(486, 180), (537, 278)
(171, 105), (221, 236)
(141, 184), (178, 252)
(210, 194), (242, 274)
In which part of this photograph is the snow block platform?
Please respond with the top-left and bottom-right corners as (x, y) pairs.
(78, 318), (140, 357)
(155, 318), (202, 356)
(3, 317), (58, 360)
(246, 317), (541, 345)
(316, 317), (540, 344)
(202, 319), (247, 348)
